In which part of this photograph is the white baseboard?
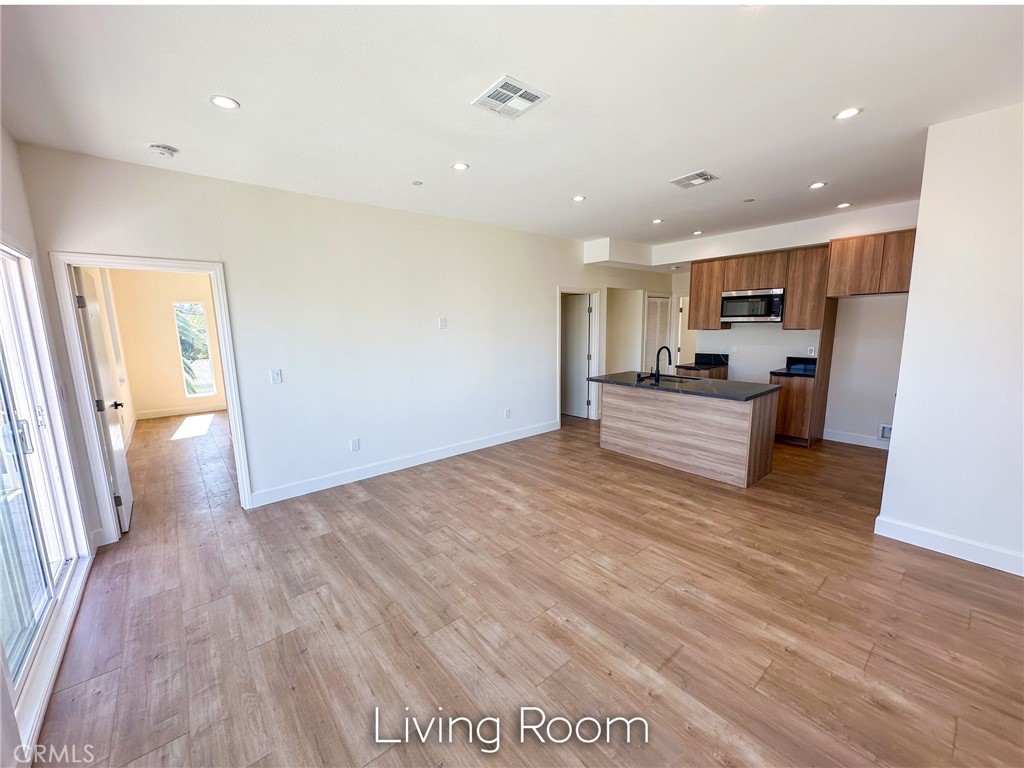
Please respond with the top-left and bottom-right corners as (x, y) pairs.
(249, 420), (561, 508)
(824, 429), (890, 450)
(137, 405), (227, 420)
(874, 516), (1024, 576)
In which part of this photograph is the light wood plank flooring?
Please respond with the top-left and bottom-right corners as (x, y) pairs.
(37, 412), (1023, 767)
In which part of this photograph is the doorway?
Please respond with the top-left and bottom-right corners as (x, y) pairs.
(50, 253), (251, 547)
(558, 289), (599, 421)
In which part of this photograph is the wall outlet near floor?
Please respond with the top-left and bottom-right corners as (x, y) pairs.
(504, 408), (511, 419)
(270, 369), (283, 384)
(720, 344), (728, 353)
(878, 424), (893, 440)
(807, 346), (816, 356)
(350, 437), (360, 452)
(438, 316), (447, 330)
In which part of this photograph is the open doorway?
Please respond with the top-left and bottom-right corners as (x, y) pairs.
(558, 289), (599, 422)
(51, 253), (250, 547)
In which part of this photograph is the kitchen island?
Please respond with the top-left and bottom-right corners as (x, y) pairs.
(588, 372), (781, 487)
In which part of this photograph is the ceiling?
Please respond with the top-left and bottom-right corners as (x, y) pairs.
(2, 5), (1021, 245)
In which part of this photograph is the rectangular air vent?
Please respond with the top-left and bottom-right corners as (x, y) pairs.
(472, 76), (549, 119)
(879, 424), (893, 440)
(670, 170), (721, 189)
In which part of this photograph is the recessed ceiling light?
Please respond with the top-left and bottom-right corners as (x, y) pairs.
(451, 162), (470, 171)
(808, 182), (827, 190)
(571, 195), (586, 202)
(210, 95), (240, 110)
(833, 107), (862, 120)
(411, 181), (423, 186)
(148, 143), (178, 158)
(836, 202), (851, 209)
(692, 230), (703, 236)
(651, 218), (663, 224)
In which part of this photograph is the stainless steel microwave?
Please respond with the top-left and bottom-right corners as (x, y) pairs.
(720, 288), (784, 323)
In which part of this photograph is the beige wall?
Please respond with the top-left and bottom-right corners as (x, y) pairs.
(17, 145), (669, 522)
(605, 288), (644, 373)
(109, 269), (227, 418)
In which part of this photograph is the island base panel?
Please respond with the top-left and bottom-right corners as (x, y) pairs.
(599, 385), (778, 488)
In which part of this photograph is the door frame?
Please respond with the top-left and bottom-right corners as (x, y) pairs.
(556, 287), (600, 421)
(50, 251), (252, 546)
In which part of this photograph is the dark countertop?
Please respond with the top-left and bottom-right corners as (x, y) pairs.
(770, 356), (818, 378)
(589, 371), (781, 402)
(677, 363), (728, 371)
(677, 352), (729, 372)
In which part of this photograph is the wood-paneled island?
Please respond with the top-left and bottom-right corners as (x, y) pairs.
(589, 372), (781, 487)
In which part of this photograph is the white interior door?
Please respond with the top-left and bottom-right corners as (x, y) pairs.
(72, 268), (133, 530)
(560, 293), (590, 419)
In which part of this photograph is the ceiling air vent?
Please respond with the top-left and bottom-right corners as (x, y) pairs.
(472, 76), (549, 119)
(670, 170), (720, 189)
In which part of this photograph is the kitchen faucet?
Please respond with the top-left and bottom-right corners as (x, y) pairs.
(654, 346), (672, 385)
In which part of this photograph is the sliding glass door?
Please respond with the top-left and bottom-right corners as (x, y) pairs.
(0, 365), (51, 680)
(0, 247), (79, 690)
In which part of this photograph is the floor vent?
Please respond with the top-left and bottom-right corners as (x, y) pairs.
(472, 76), (549, 119)
(670, 170), (720, 189)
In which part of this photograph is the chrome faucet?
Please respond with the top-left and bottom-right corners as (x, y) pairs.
(654, 346), (672, 385)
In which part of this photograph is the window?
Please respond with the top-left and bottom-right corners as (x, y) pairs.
(173, 301), (216, 397)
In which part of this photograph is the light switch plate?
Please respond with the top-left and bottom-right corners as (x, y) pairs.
(270, 369), (283, 384)
(439, 317), (447, 330)
(350, 438), (360, 452)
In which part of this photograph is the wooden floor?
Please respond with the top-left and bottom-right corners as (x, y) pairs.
(38, 412), (1023, 767)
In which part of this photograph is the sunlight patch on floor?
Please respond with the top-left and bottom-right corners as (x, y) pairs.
(171, 413), (214, 441)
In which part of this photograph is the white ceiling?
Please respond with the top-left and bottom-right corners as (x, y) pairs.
(2, 5), (1021, 245)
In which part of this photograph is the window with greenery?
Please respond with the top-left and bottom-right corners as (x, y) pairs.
(173, 302), (216, 397)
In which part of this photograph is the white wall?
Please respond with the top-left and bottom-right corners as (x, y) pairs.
(17, 145), (670, 520)
(696, 325), (820, 383)
(110, 269), (227, 419)
(824, 294), (908, 449)
(877, 103), (1023, 576)
(653, 200), (920, 266)
(605, 288), (644, 372)
(1, 128), (38, 258)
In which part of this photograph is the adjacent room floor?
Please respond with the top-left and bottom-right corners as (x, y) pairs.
(37, 414), (1023, 767)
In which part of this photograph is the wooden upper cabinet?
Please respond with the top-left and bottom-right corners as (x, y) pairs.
(826, 234), (885, 297)
(723, 252), (789, 291)
(688, 259), (728, 330)
(878, 229), (916, 293)
(783, 247), (829, 329)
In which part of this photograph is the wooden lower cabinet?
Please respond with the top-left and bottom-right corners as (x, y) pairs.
(676, 366), (728, 380)
(770, 374), (815, 445)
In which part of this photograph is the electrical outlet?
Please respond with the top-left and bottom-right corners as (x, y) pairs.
(438, 317), (447, 330)
(350, 438), (360, 452)
(807, 346), (816, 356)
(504, 408), (511, 419)
(720, 344), (727, 353)
(270, 369), (283, 384)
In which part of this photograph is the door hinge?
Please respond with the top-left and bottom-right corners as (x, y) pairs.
(586, 354), (592, 361)
(587, 306), (593, 314)
(75, 295), (87, 309)
(95, 399), (106, 412)
(586, 399), (592, 406)
(113, 494), (123, 508)
(679, 307), (684, 313)
(35, 405), (46, 428)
